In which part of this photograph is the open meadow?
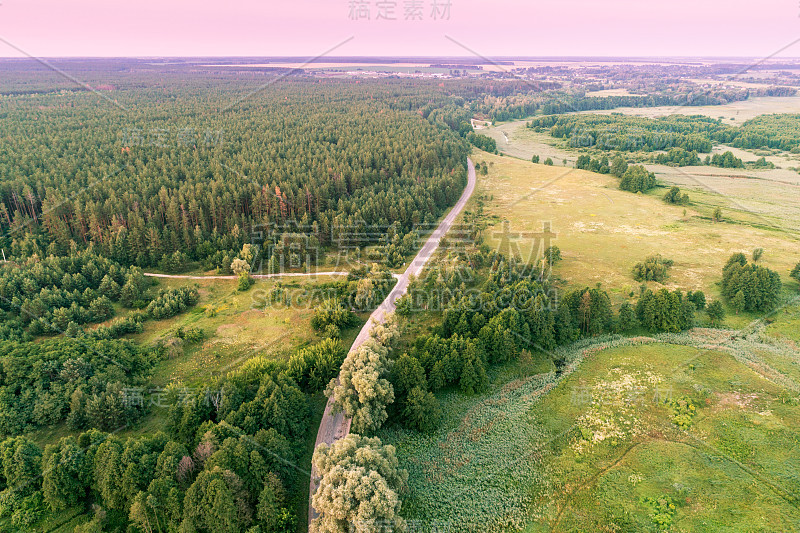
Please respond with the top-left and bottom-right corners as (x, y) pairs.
(483, 108), (800, 236)
(385, 327), (800, 532)
(470, 152), (799, 307)
(128, 276), (361, 387)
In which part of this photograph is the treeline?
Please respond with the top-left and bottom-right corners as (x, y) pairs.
(530, 113), (722, 152)
(574, 155), (657, 193)
(0, 336), (348, 531)
(535, 92), (754, 116)
(397, 250), (702, 403)
(466, 132), (497, 153)
(536, 86), (793, 116)
(531, 112), (800, 156)
(720, 113), (800, 152)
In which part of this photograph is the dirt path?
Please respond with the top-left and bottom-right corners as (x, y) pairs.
(307, 158), (477, 527)
(143, 271), (351, 280)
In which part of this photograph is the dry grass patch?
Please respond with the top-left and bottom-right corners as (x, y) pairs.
(473, 152), (798, 303)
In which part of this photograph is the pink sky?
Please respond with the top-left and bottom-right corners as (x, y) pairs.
(0, 0), (798, 58)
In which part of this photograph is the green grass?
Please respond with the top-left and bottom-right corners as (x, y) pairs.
(23, 275), (364, 448)
(126, 276), (362, 388)
(385, 330), (800, 532)
(766, 297), (800, 344)
(481, 117), (800, 236)
(470, 151), (799, 310)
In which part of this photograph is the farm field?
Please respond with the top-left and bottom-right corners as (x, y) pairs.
(470, 151), (799, 304)
(385, 330), (800, 532)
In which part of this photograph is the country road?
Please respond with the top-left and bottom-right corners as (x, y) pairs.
(307, 157), (477, 527)
(143, 271), (351, 280)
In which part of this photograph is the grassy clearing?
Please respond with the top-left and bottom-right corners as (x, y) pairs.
(127, 276), (362, 387)
(116, 275), (363, 441)
(23, 275), (364, 448)
(387, 329), (800, 532)
(578, 95), (800, 125)
(471, 151), (799, 308)
(482, 118), (800, 235)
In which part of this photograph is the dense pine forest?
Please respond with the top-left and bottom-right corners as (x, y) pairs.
(0, 76), (473, 272)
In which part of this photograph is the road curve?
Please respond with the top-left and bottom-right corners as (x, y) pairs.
(308, 158), (476, 527)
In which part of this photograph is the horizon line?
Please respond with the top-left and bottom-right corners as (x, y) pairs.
(2, 55), (800, 61)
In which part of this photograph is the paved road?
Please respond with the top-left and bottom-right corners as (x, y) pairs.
(308, 158), (476, 527)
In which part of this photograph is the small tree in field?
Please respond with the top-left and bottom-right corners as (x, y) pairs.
(731, 291), (746, 315)
(231, 258), (253, 291)
(610, 155), (628, 177)
(791, 263), (800, 286)
(706, 300), (725, 325)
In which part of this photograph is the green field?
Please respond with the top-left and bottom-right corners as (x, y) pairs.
(130, 276), (361, 385)
(482, 116), (800, 235)
(385, 326), (800, 532)
(470, 152), (799, 308)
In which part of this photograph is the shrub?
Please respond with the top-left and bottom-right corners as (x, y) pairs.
(236, 272), (254, 292)
(632, 255), (674, 283)
(620, 165), (656, 193)
(666, 395), (696, 429)
(663, 186), (689, 205)
(721, 254), (782, 312)
(311, 299), (357, 332)
(176, 326), (206, 344)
